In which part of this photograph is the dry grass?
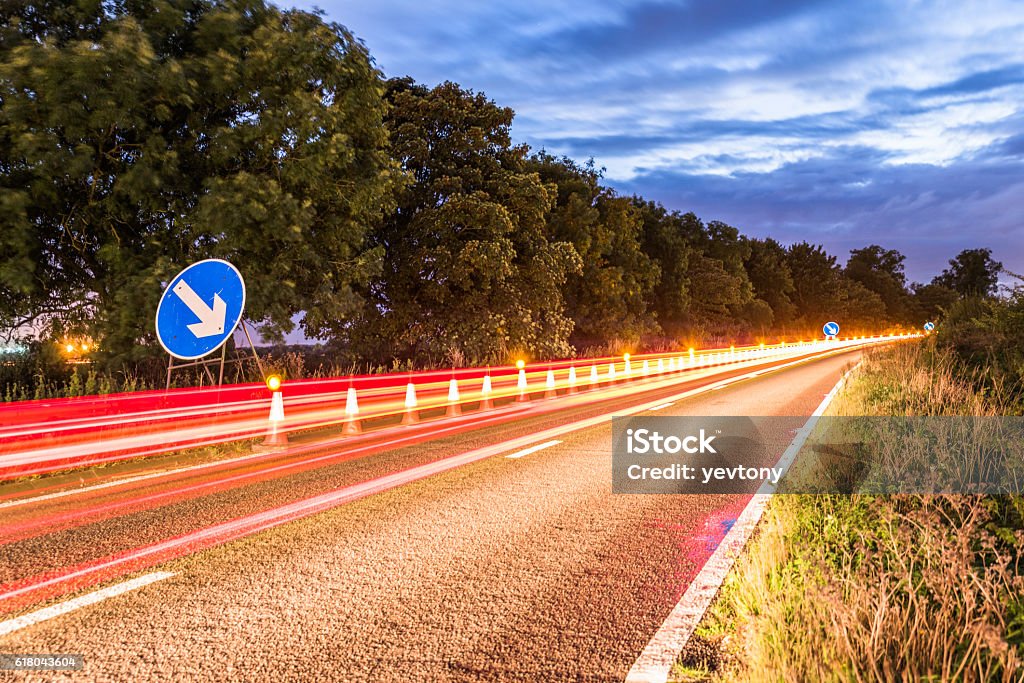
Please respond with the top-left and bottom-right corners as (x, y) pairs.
(678, 341), (1024, 682)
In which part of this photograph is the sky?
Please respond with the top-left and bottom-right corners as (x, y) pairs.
(289, 0), (1023, 285)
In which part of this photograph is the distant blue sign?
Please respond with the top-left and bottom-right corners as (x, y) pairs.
(823, 321), (840, 337)
(156, 259), (246, 360)
(924, 321), (935, 332)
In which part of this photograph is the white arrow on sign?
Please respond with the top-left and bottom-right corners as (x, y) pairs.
(172, 279), (227, 338)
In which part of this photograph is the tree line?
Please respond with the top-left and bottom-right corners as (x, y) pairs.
(0, 1), (1006, 369)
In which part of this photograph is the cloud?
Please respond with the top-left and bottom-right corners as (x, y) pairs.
(291, 0), (1024, 281)
(615, 142), (1024, 283)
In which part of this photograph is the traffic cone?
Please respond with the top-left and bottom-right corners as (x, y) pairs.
(689, 348), (696, 366)
(446, 378), (461, 418)
(402, 382), (419, 425)
(480, 374), (494, 410)
(517, 368), (529, 403)
(624, 357), (632, 378)
(343, 386), (361, 435)
(262, 389), (288, 448)
(544, 369), (557, 399)
(607, 362), (616, 384)
(642, 359), (650, 376)
(589, 364), (599, 389)
(567, 365), (578, 394)
(668, 357), (676, 372)
(657, 358), (665, 374)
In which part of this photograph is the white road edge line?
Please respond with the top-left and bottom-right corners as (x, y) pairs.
(0, 571), (175, 638)
(648, 402), (676, 411)
(505, 440), (562, 459)
(624, 362), (861, 683)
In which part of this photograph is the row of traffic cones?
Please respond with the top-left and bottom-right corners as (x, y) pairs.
(262, 349), (756, 448)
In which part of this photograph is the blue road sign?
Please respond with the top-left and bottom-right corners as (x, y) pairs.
(823, 321), (840, 337)
(924, 321), (935, 332)
(156, 259), (246, 360)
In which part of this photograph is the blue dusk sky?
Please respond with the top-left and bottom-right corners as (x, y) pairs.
(289, 0), (1022, 285)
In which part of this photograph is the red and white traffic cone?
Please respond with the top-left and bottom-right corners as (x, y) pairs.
(343, 386), (361, 436)
(589, 363), (599, 389)
(567, 366), (578, 394)
(402, 382), (419, 425)
(446, 378), (462, 418)
(544, 369), (557, 399)
(642, 359), (650, 376)
(517, 368), (529, 403)
(262, 387), (288, 448)
(607, 362), (616, 384)
(480, 374), (494, 410)
(657, 358), (665, 374)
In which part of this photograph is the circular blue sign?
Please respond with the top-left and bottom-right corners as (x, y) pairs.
(155, 259), (246, 360)
(924, 321), (935, 331)
(823, 321), (840, 337)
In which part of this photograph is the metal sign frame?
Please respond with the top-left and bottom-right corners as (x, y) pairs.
(164, 319), (266, 391)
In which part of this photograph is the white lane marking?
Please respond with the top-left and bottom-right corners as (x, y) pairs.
(505, 440), (562, 459)
(0, 572), (175, 638)
(624, 363), (861, 683)
(0, 352), (869, 611)
(648, 402), (676, 411)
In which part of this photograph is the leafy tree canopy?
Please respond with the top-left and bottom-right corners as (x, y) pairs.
(353, 81), (580, 365)
(1, 0), (398, 363)
(933, 248), (1003, 298)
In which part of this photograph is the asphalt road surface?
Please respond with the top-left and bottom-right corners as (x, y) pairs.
(0, 349), (862, 682)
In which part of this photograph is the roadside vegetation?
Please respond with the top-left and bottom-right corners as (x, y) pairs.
(675, 288), (1024, 682)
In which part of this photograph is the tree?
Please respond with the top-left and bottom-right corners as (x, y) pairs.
(909, 282), (957, 323)
(786, 242), (843, 327)
(1, 0), (398, 363)
(632, 199), (692, 339)
(527, 155), (659, 347)
(933, 248), (1003, 297)
(844, 245), (910, 323)
(686, 220), (755, 331)
(353, 81), (580, 364)
(743, 237), (796, 328)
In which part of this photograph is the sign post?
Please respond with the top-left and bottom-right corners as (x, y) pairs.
(924, 321), (935, 332)
(822, 321), (840, 339)
(156, 259), (248, 389)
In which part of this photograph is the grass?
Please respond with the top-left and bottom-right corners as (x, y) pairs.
(675, 341), (1024, 682)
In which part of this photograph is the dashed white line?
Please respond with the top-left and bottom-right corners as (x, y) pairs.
(505, 440), (562, 459)
(647, 402), (676, 411)
(0, 572), (175, 638)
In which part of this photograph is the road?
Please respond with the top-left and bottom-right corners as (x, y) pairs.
(0, 348), (863, 681)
